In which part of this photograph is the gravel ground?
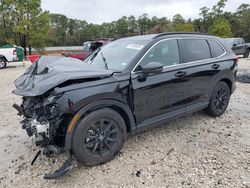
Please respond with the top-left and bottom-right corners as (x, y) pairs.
(0, 58), (249, 188)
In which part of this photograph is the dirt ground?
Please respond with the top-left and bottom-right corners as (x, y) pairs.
(0, 58), (249, 188)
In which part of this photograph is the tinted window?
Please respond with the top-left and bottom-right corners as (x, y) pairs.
(233, 39), (238, 45)
(179, 39), (211, 63)
(138, 39), (180, 69)
(208, 40), (225, 58)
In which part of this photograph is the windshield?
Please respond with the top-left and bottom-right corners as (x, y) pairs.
(84, 38), (149, 71)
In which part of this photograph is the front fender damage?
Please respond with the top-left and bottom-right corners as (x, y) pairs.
(12, 56), (115, 179)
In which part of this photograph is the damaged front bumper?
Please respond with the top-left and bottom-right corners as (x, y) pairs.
(13, 97), (67, 149)
(21, 118), (50, 146)
(13, 96), (76, 179)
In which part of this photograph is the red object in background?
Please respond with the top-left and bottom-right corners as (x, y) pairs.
(62, 39), (112, 61)
(27, 55), (40, 63)
(63, 51), (91, 61)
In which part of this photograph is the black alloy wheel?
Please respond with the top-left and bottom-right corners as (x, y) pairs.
(72, 108), (127, 166)
(205, 81), (231, 117)
(243, 50), (249, 58)
(83, 119), (120, 157)
(213, 87), (228, 112)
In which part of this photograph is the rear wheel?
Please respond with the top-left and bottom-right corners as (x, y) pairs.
(243, 50), (249, 58)
(205, 81), (231, 117)
(72, 108), (127, 166)
(0, 57), (7, 69)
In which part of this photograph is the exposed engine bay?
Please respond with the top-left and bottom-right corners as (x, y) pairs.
(14, 95), (68, 152)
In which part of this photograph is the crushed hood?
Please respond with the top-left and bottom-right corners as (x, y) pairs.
(13, 56), (114, 96)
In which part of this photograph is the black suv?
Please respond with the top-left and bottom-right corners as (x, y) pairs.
(13, 33), (237, 178)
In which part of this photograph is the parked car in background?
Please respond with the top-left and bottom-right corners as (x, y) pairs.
(13, 33), (238, 179)
(0, 47), (18, 69)
(225, 38), (250, 58)
(62, 39), (112, 60)
(0, 44), (24, 61)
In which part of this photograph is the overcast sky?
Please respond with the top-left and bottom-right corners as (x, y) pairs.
(41, 0), (249, 24)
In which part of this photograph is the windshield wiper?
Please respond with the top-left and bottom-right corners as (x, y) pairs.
(100, 51), (109, 70)
(88, 48), (109, 70)
(89, 48), (100, 62)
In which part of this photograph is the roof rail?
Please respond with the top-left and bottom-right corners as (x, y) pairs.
(153, 32), (212, 39)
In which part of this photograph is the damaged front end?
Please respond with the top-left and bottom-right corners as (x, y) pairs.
(13, 94), (77, 179)
(12, 56), (114, 179)
(14, 94), (69, 155)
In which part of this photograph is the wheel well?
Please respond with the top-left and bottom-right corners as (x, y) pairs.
(84, 105), (133, 133)
(220, 78), (232, 93)
(0, 55), (7, 62)
(109, 106), (132, 133)
(65, 102), (135, 150)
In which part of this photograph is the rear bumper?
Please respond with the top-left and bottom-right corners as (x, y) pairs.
(7, 57), (18, 62)
(13, 57), (18, 61)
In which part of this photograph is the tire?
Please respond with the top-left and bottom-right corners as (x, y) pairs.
(0, 57), (7, 69)
(205, 81), (231, 117)
(72, 108), (127, 166)
(243, 50), (249, 58)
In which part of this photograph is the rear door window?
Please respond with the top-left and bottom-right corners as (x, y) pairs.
(178, 39), (211, 63)
(207, 40), (225, 58)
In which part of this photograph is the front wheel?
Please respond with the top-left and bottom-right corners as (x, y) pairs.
(0, 57), (7, 69)
(243, 50), (249, 58)
(205, 81), (231, 117)
(72, 108), (127, 166)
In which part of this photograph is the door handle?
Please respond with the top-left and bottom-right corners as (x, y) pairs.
(212, 64), (220, 70)
(175, 71), (187, 78)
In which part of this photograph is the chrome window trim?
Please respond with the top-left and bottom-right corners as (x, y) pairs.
(131, 37), (227, 74)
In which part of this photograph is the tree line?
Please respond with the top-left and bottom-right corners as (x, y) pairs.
(0, 0), (249, 55)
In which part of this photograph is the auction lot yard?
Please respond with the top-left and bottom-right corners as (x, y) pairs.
(0, 58), (250, 187)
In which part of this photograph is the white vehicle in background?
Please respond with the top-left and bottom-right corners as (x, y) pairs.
(0, 47), (18, 69)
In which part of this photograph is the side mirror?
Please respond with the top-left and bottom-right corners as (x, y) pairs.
(141, 62), (163, 74)
(233, 43), (237, 47)
(136, 62), (163, 82)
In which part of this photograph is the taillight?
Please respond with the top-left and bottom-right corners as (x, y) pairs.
(13, 49), (16, 55)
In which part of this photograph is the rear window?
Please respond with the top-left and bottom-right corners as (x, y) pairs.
(208, 40), (225, 58)
(179, 39), (211, 63)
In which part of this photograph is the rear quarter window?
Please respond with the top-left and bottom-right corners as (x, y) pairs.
(208, 40), (225, 58)
(178, 39), (211, 63)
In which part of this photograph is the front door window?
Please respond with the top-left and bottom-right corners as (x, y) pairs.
(135, 39), (180, 72)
